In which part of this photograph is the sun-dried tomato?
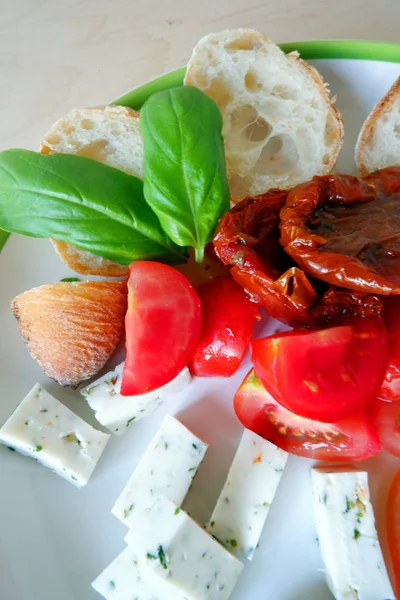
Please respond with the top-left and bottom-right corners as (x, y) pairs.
(280, 166), (400, 295)
(213, 191), (383, 327)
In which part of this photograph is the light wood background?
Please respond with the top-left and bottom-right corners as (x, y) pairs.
(1, 0), (399, 151)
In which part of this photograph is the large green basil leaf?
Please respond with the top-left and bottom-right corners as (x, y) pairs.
(0, 149), (187, 265)
(140, 86), (230, 262)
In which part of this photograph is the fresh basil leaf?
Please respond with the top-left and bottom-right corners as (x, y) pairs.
(140, 86), (230, 262)
(0, 149), (187, 265)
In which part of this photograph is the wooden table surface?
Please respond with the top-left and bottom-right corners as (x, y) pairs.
(1, 0), (399, 151)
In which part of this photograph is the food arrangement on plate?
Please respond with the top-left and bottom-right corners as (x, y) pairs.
(1, 27), (400, 600)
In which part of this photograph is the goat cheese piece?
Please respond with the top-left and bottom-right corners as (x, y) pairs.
(112, 414), (207, 526)
(206, 429), (288, 560)
(0, 383), (110, 487)
(312, 467), (395, 600)
(92, 546), (184, 600)
(125, 497), (244, 600)
(81, 363), (191, 434)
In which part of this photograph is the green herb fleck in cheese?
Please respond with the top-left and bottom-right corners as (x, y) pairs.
(123, 504), (134, 519)
(345, 496), (355, 513)
(158, 545), (168, 569)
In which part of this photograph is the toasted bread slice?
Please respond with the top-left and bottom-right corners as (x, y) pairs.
(356, 77), (400, 176)
(12, 281), (127, 387)
(52, 241), (129, 278)
(184, 28), (344, 202)
(40, 106), (145, 277)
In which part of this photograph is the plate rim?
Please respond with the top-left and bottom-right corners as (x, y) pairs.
(1, 38), (399, 253)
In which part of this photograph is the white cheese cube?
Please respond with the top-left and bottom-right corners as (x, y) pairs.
(92, 546), (184, 600)
(81, 363), (191, 435)
(0, 383), (110, 488)
(206, 429), (288, 560)
(112, 415), (207, 526)
(312, 467), (395, 600)
(125, 497), (244, 600)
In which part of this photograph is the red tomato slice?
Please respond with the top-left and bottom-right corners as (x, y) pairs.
(387, 470), (400, 598)
(234, 369), (381, 461)
(251, 317), (389, 422)
(379, 297), (400, 400)
(190, 275), (259, 377)
(121, 262), (201, 395)
(369, 398), (400, 457)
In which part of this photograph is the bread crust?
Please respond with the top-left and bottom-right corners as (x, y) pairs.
(356, 77), (400, 176)
(51, 239), (129, 278)
(291, 55), (344, 172)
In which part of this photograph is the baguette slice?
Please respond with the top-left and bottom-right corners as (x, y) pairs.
(356, 77), (400, 176)
(185, 29), (344, 201)
(12, 281), (127, 387)
(40, 106), (145, 277)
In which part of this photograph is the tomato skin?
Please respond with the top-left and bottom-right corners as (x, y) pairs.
(251, 317), (389, 423)
(280, 166), (400, 294)
(121, 262), (201, 395)
(369, 398), (400, 458)
(250, 331), (297, 402)
(378, 297), (400, 400)
(387, 470), (400, 598)
(190, 276), (259, 377)
(234, 369), (381, 461)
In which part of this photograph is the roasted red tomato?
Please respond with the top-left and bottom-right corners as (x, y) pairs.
(189, 275), (259, 377)
(369, 398), (400, 458)
(251, 317), (389, 422)
(121, 262), (201, 395)
(213, 192), (383, 327)
(378, 297), (400, 400)
(234, 369), (381, 461)
(280, 166), (400, 295)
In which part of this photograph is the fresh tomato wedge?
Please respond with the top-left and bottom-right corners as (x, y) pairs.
(378, 297), (400, 400)
(234, 369), (381, 461)
(251, 317), (389, 422)
(121, 261), (201, 395)
(190, 275), (259, 377)
(369, 398), (400, 457)
(387, 470), (400, 598)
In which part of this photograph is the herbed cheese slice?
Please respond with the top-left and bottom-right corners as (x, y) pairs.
(92, 545), (184, 600)
(81, 363), (191, 434)
(112, 415), (207, 526)
(0, 383), (110, 487)
(312, 467), (395, 600)
(206, 429), (288, 560)
(125, 497), (244, 600)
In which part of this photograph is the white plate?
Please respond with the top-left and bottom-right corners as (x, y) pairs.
(1, 56), (400, 600)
